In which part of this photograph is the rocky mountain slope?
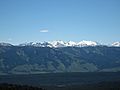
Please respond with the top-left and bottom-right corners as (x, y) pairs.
(0, 41), (120, 74)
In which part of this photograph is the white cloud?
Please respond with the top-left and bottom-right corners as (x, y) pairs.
(40, 29), (49, 33)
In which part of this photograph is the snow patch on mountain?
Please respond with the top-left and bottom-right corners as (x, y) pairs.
(19, 42), (36, 46)
(67, 41), (77, 46)
(49, 40), (66, 47)
(18, 40), (98, 47)
(77, 40), (98, 47)
(0, 42), (13, 46)
(2, 40), (120, 48)
(112, 42), (120, 47)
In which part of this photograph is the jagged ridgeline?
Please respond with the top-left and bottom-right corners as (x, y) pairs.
(0, 42), (120, 74)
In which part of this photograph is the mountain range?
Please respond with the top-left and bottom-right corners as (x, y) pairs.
(0, 40), (120, 74)
(0, 40), (120, 47)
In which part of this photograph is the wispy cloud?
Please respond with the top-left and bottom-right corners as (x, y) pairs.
(40, 29), (49, 33)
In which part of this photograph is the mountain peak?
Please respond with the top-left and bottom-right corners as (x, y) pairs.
(77, 40), (98, 47)
(67, 41), (76, 46)
(112, 42), (120, 47)
(49, 40), (66, 47)
(19, 42), (36, 46)
(0, 42), (13, 46)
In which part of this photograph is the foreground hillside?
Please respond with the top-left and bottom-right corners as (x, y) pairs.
(0, 81), (120, 90)
(0, 83), (45, 90)
(0, 46), (120, 74)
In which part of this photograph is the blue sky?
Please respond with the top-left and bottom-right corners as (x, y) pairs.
(0, 0), (120, 44)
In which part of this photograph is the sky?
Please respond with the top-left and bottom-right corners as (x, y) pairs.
(0, 0), (120, 45)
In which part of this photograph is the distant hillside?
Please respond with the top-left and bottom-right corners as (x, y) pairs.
(0, 45), (120, 74)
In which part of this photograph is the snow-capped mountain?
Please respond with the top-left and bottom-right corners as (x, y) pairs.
(18, 40), (98, 47)
(19, 42), (36, 46)
(77, 40), (98, 47)
(0, 42), (13, 46)
(1, 42), (120, 74)
(1, 41), (120, 47)
(49, 40), (66, 47)
(19, 42), (53, 47)
(112, 42), (120, 47)
(35, 42), (53, 47)
(66, 41), (77, 46)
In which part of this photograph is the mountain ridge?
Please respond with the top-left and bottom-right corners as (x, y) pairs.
(0, 40), (120, 47)
(0, 45), (120, 74)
